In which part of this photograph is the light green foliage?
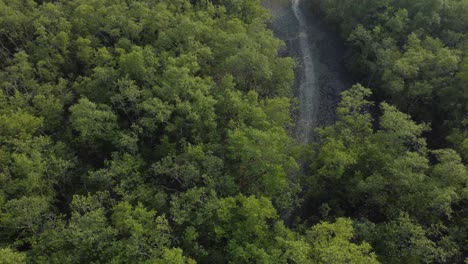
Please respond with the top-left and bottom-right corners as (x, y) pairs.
(227, 127), (298, 197)
(0, 196), (49, 244)
(313, 84), (372, 180)
(447, 58), (468, 161)
(149, 248), (196, 264)
(429, 149), (468, 216)
(0, 0), (465, 262)
(307, 218), (379, 264)
(214, 195), (278, 247)
(112, 201), (171, 246)
(70, 98), (118, 143)
(170, 193), (311, 263)
(31, 194), (118, 263)
(195, 195), (306, 263)
(0, 0), (301, 262)
(0, 248), (26, 264)
(30, 193), (185, 263)
(86, 153), (145, 197)
(448, 124), (468, 162)
(111, 201), (174, 262)
(381, 34), (460, 119)
(119, 48), (147, 82)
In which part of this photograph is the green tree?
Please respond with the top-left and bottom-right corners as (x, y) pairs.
(0, 248), (26, 264)
(307, 218), (379, 264)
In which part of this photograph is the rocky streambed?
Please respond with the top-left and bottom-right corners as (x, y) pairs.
(262, 0), (352, 143)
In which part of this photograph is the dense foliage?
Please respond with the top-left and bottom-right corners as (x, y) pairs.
(306, 0), (468, 262)
(0, 0), (376, 263)
(312, 0), (468, 154)
(0, 0), (466, 263)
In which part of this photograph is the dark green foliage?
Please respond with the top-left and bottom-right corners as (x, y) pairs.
(314, 0), (468, 150)
(306, 85), (467, 263)
(303, 2), (468, 260)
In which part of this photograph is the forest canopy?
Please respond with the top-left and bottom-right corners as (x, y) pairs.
(0, 0), (466, 263)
